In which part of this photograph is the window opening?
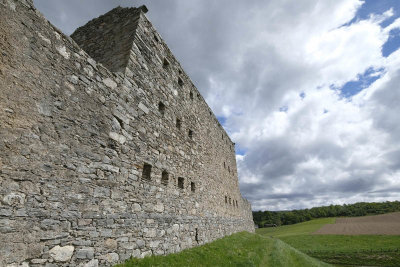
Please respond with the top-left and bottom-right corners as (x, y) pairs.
(225, 196), (228, 204)
(161, 171), (169, 185)
(178, 177), (184, 189)
(190, 91), (193, 100)
(163, 58), (170, 68)
(176, 118), (181, 129)
(142, 163), (152, 181)
(178, 77), (184, 86)
(195, 228), (199, 243)
(189, 130), (193, 139)
(191, 182), (195, 192)
(158, 101), (165, 116)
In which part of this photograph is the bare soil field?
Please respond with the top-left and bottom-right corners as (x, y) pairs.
(313, 212), (400, 235)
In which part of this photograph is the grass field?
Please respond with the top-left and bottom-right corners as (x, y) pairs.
(256, 216), (400, 266)
(116, 232), (330, 267)
(256, 218), (336, 237)
(315, 212), (400, 235)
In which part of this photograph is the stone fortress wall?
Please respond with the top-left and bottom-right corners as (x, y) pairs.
(0, 1), (254, 266)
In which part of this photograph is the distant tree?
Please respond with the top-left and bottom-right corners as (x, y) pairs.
(253, 200), (400, 227)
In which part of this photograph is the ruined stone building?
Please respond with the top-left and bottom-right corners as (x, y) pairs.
(0, 0), (254, 266)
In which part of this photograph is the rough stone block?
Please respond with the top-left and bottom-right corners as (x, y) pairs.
(104, 238), (118, 250)
(100, 252), (119, 264)
(138, 102), (149, 114)
(109, 132), (127, 144)
(49, 245), (74, 262)
(103, 78), (117, 89)
(76, 247), (95, 259)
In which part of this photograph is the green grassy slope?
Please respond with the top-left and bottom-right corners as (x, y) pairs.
(256, 218), (335, 237)
(116, 232), (331, 267)
(256, 218), (400, 266)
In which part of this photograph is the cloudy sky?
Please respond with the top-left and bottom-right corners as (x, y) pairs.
(34, 0), (400, 211)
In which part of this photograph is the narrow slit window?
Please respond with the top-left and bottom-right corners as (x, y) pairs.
(142, 163), (152, 181)
(229, 197), (232, 205)
(189, 130), (193, 139)
(236, 200), (238, 207)
(178, 177), (184, 189)
(225, 196), (228, 204)
(163, 58), (170, 68)
(195, 228), (199, 242)
(161, 171), (169, 185)
(191, 182), (195, 192)
(178, 77), (184, 86)
(158, 101), (165, 116)
(176, 118), (181, 129)
(228, 166), (230, 173)
(190, 91), (193, 100)
(223, 162), (226, 169)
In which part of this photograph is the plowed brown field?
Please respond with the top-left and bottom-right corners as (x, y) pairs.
(313, 212), (400, 235)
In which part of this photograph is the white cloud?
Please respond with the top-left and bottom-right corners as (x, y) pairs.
(227, 1), (400, 210)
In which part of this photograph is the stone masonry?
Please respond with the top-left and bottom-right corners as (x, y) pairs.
(0, 0), (254, 266)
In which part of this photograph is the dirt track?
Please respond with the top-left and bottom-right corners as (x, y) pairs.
(313, 212), (400, 235)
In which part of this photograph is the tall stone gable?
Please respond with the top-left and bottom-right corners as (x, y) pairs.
(0, 1), (254, 266)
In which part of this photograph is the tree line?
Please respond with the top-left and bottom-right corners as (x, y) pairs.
(253, 201), (400, 227)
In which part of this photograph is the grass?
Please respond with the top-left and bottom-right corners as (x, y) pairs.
(256, 218), (400, 266)
(116, 231), (331, 267)
(256, 218), (336, 237)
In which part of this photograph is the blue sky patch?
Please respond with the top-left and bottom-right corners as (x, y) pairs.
(279, 105), (288, 112)
(235, 146), (247, 156)
(217, 116), (227, 126)
(344, 0), (400, 58)
(339, 67), (384, 98)
(382, 28), (400, 57)
(344, 0), (400, 27)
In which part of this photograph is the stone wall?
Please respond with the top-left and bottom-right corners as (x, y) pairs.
(0, 1), (254, 266)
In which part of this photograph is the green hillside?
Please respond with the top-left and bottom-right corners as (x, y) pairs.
(116, 231), (330, 267)
(257, 217), (335, 237)
(257, 218), (400, 266)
